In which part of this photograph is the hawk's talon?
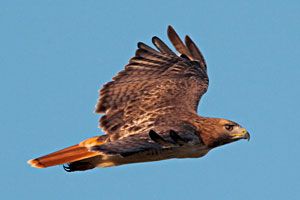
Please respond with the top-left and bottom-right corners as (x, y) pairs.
(63, 164), (71, 172)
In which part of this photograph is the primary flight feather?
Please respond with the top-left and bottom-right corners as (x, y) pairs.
(28, 26), (250, 172)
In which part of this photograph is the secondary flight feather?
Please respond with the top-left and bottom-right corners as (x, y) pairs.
(28, 26), (250, 172)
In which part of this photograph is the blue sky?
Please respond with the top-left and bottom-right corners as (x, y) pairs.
(1, 0), (300, 199)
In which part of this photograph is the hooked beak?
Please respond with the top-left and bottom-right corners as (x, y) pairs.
(243, 131), (250, 141)
(231, 128), (250, 141)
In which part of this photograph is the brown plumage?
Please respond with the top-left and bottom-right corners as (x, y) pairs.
(28, 26), (250, 172)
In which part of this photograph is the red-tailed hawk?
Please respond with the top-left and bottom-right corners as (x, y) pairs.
(28, 26), (250, 172)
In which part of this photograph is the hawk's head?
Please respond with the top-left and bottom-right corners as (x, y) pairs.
(198, 118), (250, 148)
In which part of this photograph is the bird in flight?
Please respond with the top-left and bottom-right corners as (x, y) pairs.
(28, 26), (250, 172)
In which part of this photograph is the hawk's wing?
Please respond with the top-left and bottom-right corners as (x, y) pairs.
(95, 26), (208, 141)
(91, 128), (202, 157)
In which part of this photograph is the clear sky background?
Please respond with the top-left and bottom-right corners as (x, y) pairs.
(1, 0), (300, 199)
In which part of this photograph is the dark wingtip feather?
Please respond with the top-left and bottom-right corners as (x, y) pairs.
(149, 130), (177, 147)
(185, 35), (207, 70)
(152, 36), (176, 55)
(167, 25), (193, 60)
(137, 42), (159, 55)
(167, 25), (175, 34)
(169, 130), (187, 146)
(137, 42), (144, 48)
(149, 130), (166, 144)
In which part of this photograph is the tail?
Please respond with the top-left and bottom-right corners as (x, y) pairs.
(27, 135), (107, 169)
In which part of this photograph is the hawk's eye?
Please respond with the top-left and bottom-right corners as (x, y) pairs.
(225, 124), (234, 131)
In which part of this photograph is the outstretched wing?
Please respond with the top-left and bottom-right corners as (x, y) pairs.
(95, 26), (208, 140)
(91, 129), (202, 157)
